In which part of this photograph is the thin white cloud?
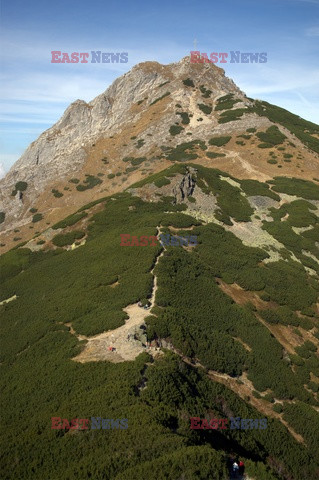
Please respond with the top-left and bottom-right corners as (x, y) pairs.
(0, 72), (112, 103)
(229, 62), (319, 95)
(306, 26), (319, 36)
(0, 117), (56, 125)
(0, 127), (47, 135)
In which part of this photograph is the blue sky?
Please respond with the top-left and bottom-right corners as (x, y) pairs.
(1, 0), (319, 177)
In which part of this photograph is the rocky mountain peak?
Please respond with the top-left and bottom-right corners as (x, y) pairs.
(0, 56), (318, 252)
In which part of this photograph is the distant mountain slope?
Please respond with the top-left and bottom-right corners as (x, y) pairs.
(1, 56), (319, 252)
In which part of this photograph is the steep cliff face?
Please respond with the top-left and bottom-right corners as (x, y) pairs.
(1, 56), (318, 251)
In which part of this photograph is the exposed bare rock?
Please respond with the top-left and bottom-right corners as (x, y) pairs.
(173, 167), (197, 203)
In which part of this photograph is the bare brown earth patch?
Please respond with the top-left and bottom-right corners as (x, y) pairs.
(257, 320), (301, 355)
(70, 248), (164, 363)
(216, 280), (319, 358)
(216, 279), (270, 310)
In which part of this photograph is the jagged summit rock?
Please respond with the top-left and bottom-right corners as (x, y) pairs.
(1, 56), (243, 183)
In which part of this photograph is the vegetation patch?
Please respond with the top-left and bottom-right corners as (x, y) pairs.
(136, 139), (145, 149)
(131, 164), (187, 188)
(0, 212), (5, 224)
(15, 181), (28, 192)
(51, 189), (63, 198)
(252, 100), (319, 154)
(268, 177), (319, 200)
(52, 211), (88, 229)
(76, 175), (102, 191)
(215, 94), (241, 111)
(208, 136), (231, 146)
(52, 230), (85, 247)
(282, 402), (319, 461)
(238, 134), (252, 140)
(198, 103), (212, 115)
(182, 78), (194, 87)
(240, 179), (280, 201)
(199, 85), (212, 98)
(259, 143), (274, 149)
(206, 152), (226, 159)
(268, 199), (318, 227)
(262, 219), (319, 273)
(218, 108), (247, 123)
(125, 166), (139, 173)
(154, 177), (171, 188)
(176, 112), (190, 124)
(165, 140), (206, 162)
(131, 157), (147, 166)
(150, 91), (170, 106)
(194, 165), (254, 222)
(169, 125), (184, 136)
(256, 126), (287, 146)
(32, 213), (43, 223)
(158, 80), (170, 88)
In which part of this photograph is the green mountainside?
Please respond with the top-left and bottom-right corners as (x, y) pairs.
(1, 164), (319, 479)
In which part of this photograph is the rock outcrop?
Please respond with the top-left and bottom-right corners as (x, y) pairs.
(173, 167), (197, 203)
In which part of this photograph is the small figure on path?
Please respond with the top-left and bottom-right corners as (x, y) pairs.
(239, 460), (245, 477)
(232, 461), (239, 478)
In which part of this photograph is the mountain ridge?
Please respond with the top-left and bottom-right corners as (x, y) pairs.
(0, 56), (318, 252)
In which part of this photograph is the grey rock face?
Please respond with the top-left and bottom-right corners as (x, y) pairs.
(0, 56), (247, 231)
(173, 167), (197, 203)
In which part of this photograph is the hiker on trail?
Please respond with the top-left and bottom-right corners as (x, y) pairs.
(232, 461), (239, 478)
(239, 460), (245, 476)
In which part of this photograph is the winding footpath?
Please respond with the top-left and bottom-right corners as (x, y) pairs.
(70, 228), (165, 363)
